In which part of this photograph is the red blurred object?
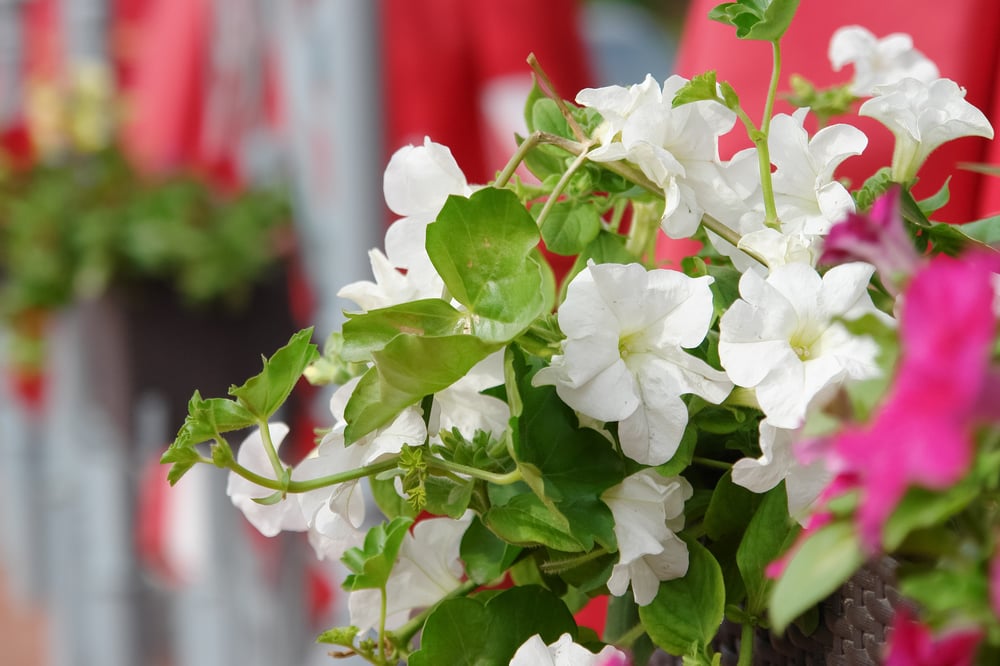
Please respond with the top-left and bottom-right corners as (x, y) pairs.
(381, 0), (593, 185)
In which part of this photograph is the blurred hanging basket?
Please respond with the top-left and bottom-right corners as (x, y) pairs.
(658, 559), (912, 666)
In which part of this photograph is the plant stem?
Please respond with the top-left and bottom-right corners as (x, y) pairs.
(534, 145), (593, 229)
(226, 455), (402, 494)
(426, 458), (522, 486)
(540, 547), (608, 574)
(527, 53), (586, 142)
(258, 420), (288, 483)
(691, 456), (732, 471)
(532, 132), (770, 268)
(379, 586), (388, 664)
(496, 131), (544, 188)
(738, 621), (754, 666)
(757, 40), (782, 229)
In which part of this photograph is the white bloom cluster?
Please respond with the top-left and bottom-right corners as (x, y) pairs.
(222, 21), (997, 624)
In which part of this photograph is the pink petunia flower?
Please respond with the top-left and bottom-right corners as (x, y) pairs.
(885, 608), (981, 666)
(820, 187), (922, 295)
(821, 252), (1000, 549)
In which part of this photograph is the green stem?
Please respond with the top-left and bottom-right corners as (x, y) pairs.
(527, 53), (587, 142)
(757, 40), (782, 229)
(532, 132), (770, 268)
(692, 456), (732, 471)
(226, 455), (402, 494)
(540, 547), (608, 574)
(379, 586), (388, 664)
(534, 145), (593, 229)
(495, 131), (544, 188)
(738, 621), (754, 666)
(608, 198), (628, 233)
(258, 420), (288, 483)
(426, 458), (522, 486)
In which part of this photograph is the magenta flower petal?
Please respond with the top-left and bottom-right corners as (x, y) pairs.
(821, 252), (999, 550)
(820, 187), (921, 293)
(886, 608), (982, 666)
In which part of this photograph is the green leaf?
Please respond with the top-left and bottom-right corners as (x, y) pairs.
(510, 349), (624, 550)
(957, 215), (1000, 245)
(656, 427), (697, 476)
(341, 517), (413, 591)
(423, 475), (475, 519)
(708, 0), (800, 40)
(531, 98), (573, 138)
(408, 586), (578, 666)
(368, 475), (417, 520)
(899, 568), (991, 626)
(162, 389), (260, 484)
(343, 334), (498, 443)
(916, 178), (951, 216)
(704, 471), (762, 541)
(160, 445), (202, 485)
(229, 328), (319, 420)
(852, 167), (894, 211)
(341, 299), (466, 362)
(460, 516), (523, 585)
(883, 482), (980, 551)
(176, 391), (257, 445)
(769, 521), (863, 633)
(484, 488), (584, 552)
(426, 188), (548, 342)
(539, 201), (602, 256)
(315, 625), (359, 647)
(737, 485), (797, 616)
(673, 71), (721, 107)
(639, 538), (725, 658)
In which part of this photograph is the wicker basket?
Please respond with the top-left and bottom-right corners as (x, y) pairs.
(655, 559), (913, 665)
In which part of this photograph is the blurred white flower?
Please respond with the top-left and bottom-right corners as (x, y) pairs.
(533, 262), (731, 465)
(829, 26), (939, 96)
(860, 77), (994, 183)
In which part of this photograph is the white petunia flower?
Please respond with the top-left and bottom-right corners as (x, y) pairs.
(429, 351), (510, 443)
(731, 420), (832, 523)
(829, 26), (939, 97)
(339, 137), (473, 311)
(382, 136), (472, 224)
(533, 262), (732, 465)
(226, 422), (308, 537)
(607, 534), (689, 606)
(602, 471), (692, 605)
(510, 633), (627, 666)
(297, 379), (427, 561)
(860, 77), (994, 183)
(349, 513), (473, 634)
(769, 109), (867, 237)
(718, 262), (887, 429)
(575, 74), (663, 162)
(579, 75), (736, 239)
